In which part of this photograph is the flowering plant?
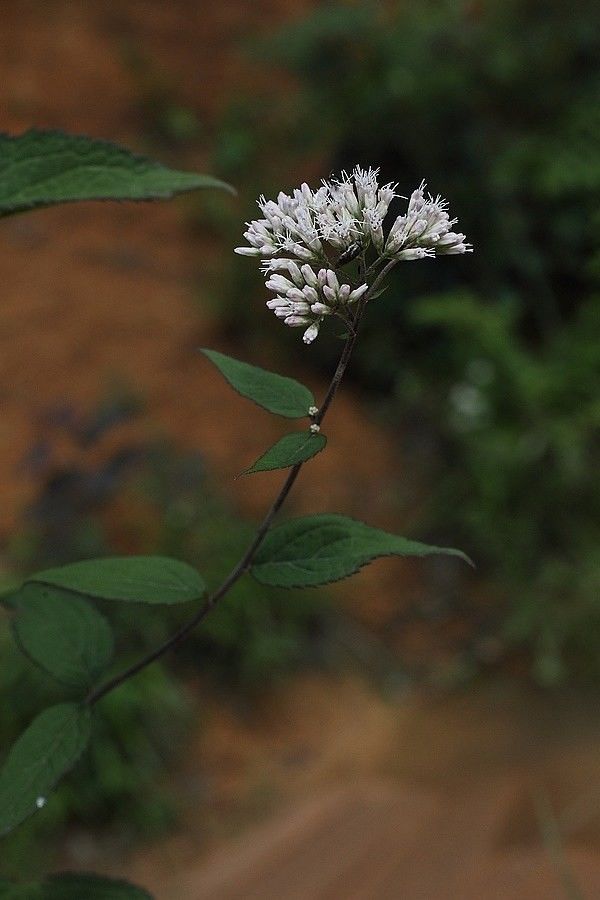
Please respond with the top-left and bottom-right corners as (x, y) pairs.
(236, 167), (471, 344)
(0, 142), (471, 898)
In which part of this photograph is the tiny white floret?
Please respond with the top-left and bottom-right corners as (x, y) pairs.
(310, 423), (321, 434)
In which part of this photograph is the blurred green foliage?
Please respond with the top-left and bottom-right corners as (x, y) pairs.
(209, 0), (600, 681)
(404, 291), (600, 684)
(0, 622), (189, 878)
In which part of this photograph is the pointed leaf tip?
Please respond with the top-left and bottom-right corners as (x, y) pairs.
(242, 431), (327, 475)
(201, 349), (315, 418)
(0, 129), (233, 216)
(250, 514), (472, 588)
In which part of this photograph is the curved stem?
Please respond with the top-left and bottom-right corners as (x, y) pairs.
(85, 262), (396, 707)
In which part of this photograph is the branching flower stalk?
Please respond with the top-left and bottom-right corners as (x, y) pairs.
(86, 167), (471, 707)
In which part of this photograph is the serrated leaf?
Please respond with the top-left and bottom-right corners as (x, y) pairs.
(251, 514), (473, 588)
(0, 704), (92, 835)
(0, 874), (153, 899)
(201, 349), (315, 418)
(243, 431), (327, 474)
(12, 584), (114, 690)
(0, 130), (233, 217)
(27, 556), (206, 605)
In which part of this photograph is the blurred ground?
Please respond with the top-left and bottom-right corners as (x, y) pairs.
(79, 677), (600, 898)
(2, 2), (600, 897)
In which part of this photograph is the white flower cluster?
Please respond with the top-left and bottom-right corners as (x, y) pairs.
(235, 166), (396, 261)
(264, 262), (368, 344)
(384, 181), (471, 258)
(235, 166), (471, 343)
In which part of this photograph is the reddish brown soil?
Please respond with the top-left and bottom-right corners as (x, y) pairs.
(85, 677), (600, 898)
(0, 0), (322, 532)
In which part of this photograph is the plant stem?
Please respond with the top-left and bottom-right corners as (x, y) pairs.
(85, 261), (396, 707)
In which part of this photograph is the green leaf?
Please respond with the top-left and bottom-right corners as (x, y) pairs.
(251, 514), (473, 588)
(27, 556), (206, 605)
(44, 874), (152, 899)
(0, 875), (153, 899)
(12, 584), (114, 689)
(201, 349), (315, 418)
(0, 130), (233, 217)
(243, 431), (326, 474)
(0, 704), (92, 835)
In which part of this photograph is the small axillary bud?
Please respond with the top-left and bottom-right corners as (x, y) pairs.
(310, 423), (321, 434)
(308, 405), (319, 417)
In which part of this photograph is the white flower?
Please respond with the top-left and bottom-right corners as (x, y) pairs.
(303, 324), (320, 345)
(265, 263), (368, 344)
(235, 166), (399, 262)
(385, 181), (472, 258)
(235, 168), (472, 343)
